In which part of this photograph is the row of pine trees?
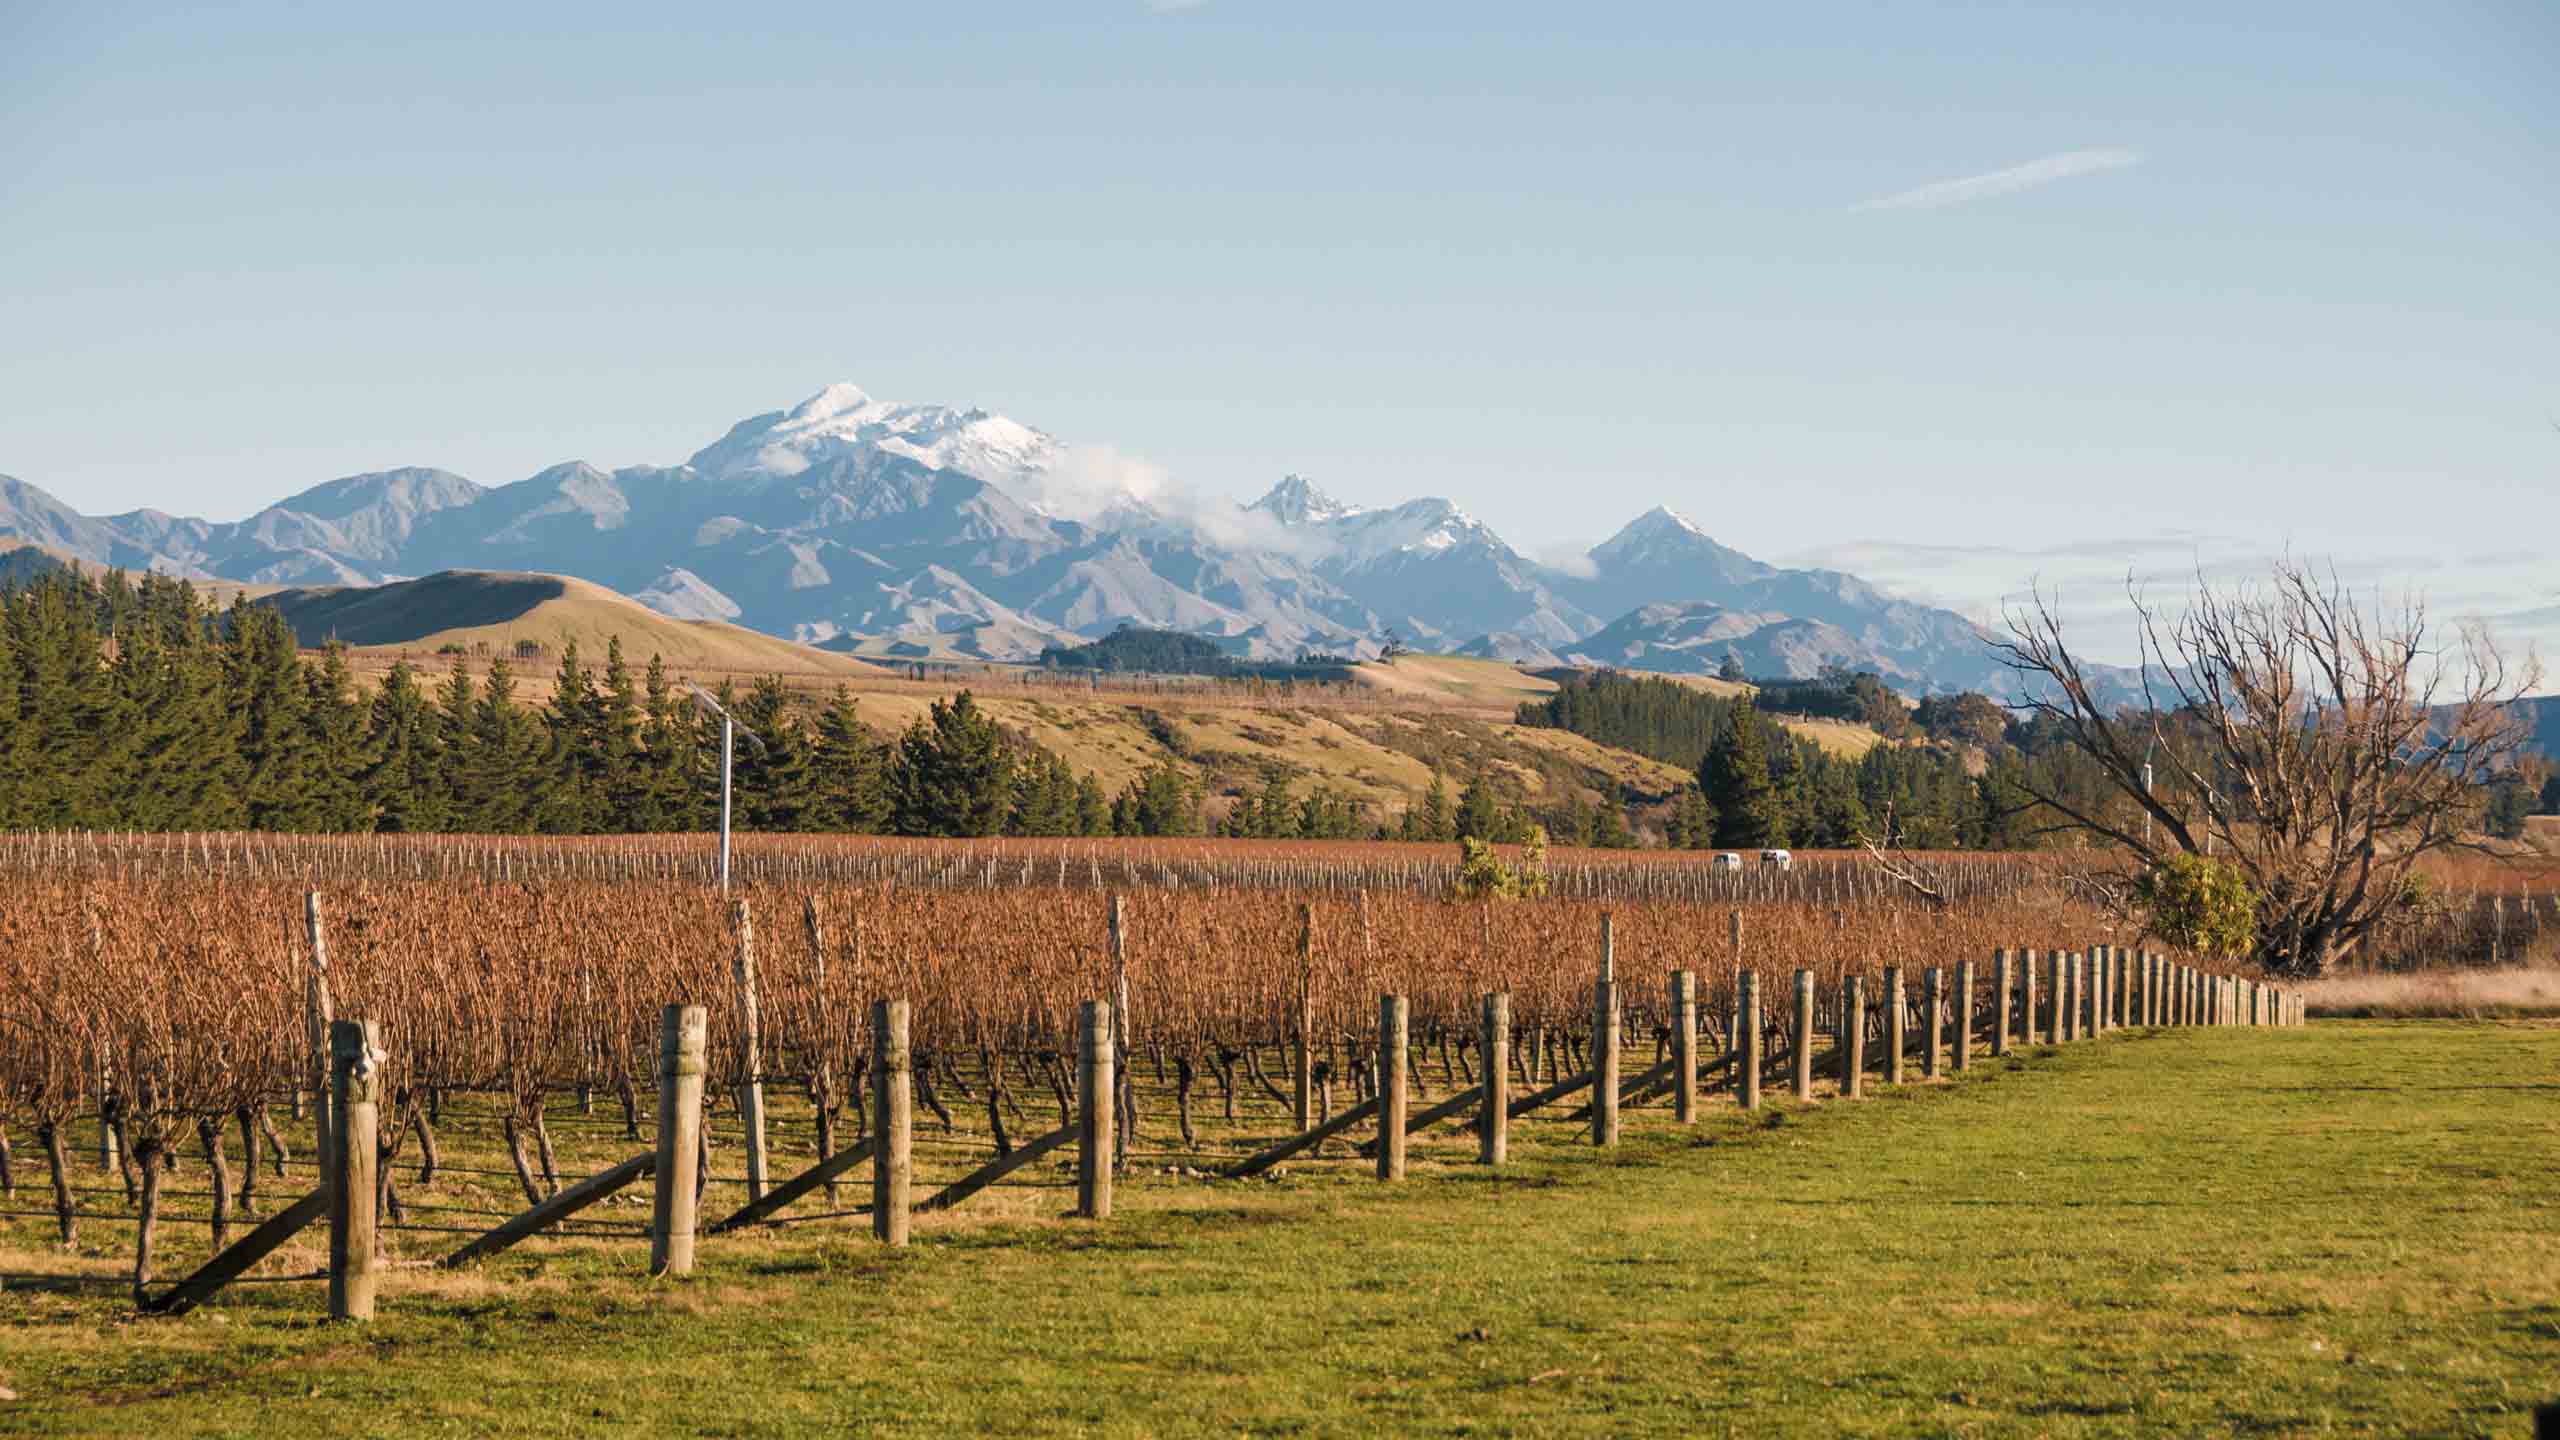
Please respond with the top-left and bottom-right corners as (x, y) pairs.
(1, 568), (2117, 848)
(0, 570), (1209, 839)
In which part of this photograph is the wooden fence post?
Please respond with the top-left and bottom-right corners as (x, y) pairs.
(1593, 917), (1619, 1147)
(2022, 950), (2041, 1046)
(731, 899), (767, 1203)
(650, 1004), (705, 1276)
(1955, 960), (1975, 1072)
(1840, 975), (1865, 1098)
(1923, 968), (1945, 1079)
(1993, 950), (2013, 1056)
(1738, 971), (1762, 1111)
(326, 1018), (380, 1322)
(1670, 971), (1697, 1125)
(1076, 1000), (1112, 1219)
(1791, 969), (1815, 1102)
(875, 999), (913, 1244)
(1480, 993), (1509, 1166)
(2116, 948), (2132, 1028)
(2060, 953), (2078, 1042)
(1884, 967), (1906, 1086)
(1378, 995), (1408, 1179)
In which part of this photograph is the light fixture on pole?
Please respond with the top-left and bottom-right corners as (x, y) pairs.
(686, 684), (764, 893)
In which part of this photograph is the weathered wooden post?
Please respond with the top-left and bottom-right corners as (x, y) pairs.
(1293, 906), (1316, 1130)
(1669, 970), (1697, 1124)
(2022, 950), (2042, 1045)
(327, 1019), (380, 1322)
(1378, 995), (1409, 1179)
(650, 1004), (705, 1276)
(1737, 971), (1762, 1111)
(1923, 968), (1945, 1079)
(731, 899), (768, 1203)
(1993, 950), (2014, 1056)
(1840, 975), (1865, 1098)
(1884, 967), (1907, 1086)
(1955, 960), (1975, 1072)
(2116, 948), (2133, 1027)
(1075, 1000), (1113, 1219)
(2087, 945), (2105, 1036)
(2059, 953), (2078, 1043)
(875, 999), (914, 1244)
(1791, 969), (1815, 1102)
(1479, 992), (1509, 1165)
(1593, 917), (1619, 1147)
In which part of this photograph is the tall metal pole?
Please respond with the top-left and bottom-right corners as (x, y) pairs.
(719, 715), (734, 894)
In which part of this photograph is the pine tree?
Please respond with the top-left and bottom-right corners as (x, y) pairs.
(1703, 698), (1782, 848)
(224, 601), (317, 830)
(1114, 763), (1198, 836)
(890, 690), (1013, 837)
(595, 638), (645, 830)
(1454, 772), (1501, 842)
(435, 656), (482, 829)
(1591, 798), (1639, 849)
(364, 660), (448, 833)
(1075, 772), (1110, 836)
(1666, 785), (1717, 849)
(734, 675), (813, 832)
(302, 644), (375, 831)
(466, 657), (545, 833)
(809, 686), (890, 833)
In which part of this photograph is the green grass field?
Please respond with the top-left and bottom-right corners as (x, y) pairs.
(5, 1022), (2556, 1437)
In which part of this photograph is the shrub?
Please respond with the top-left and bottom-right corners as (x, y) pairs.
(2135, 853), (2258, 959)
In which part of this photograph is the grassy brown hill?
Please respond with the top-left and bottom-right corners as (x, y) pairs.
(267, 571), (884, 683)
(240, 571), (1884, 831)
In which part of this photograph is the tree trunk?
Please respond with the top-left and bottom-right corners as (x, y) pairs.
(259, 1107), (289, 1177)
(1174, 1055), (1198, 1149)
(412, 1105), (441, 1185)
(132, 1138), (164, 1308)
(501, 1114), (545, 1209)
(39, 1121), (75, 1245)
(198, 1118), (234, 1250)
(531, 1107), (561, 1198)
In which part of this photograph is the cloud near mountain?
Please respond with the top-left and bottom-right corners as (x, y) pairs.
(0, 383), (2053, 693)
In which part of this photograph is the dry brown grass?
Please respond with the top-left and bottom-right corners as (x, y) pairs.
(2298, 965), (2560, 1018)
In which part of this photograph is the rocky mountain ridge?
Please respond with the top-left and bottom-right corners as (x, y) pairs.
(1, 383), (2035, 693)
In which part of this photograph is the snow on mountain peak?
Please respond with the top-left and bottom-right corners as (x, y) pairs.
(687, 383), (1059, 496)
(1250, 475), (1362, 525)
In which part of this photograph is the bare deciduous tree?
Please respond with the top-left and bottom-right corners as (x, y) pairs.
(1995, 560), (2541, 976)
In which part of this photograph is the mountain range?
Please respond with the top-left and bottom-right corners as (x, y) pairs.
(0, 382), (2031, 694)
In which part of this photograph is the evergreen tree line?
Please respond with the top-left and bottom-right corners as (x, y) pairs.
(1524, 670), (2140, 852)
(0, 570), (1213, 839)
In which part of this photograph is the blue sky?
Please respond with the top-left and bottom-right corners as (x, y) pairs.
(3, 2), (2554, 662)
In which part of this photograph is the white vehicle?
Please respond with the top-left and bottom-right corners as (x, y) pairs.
(1758, 848), (1793, 871)
(1712, 852), (1743, 872)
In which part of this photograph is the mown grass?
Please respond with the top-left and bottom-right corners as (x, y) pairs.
(4, 1022), (2556, 1437)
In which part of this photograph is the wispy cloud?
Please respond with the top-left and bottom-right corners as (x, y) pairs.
(1853, 148), (2142, 213)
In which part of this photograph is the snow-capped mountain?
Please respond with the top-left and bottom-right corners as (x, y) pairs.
(0, 383), (2033, 689)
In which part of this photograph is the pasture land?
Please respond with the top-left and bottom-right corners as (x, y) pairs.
(2, 1022), (2551, 1436)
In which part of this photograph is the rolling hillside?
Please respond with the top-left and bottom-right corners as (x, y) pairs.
(266, 570), (885, 681)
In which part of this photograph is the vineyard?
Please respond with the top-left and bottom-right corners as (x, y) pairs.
(2, 831), (2311, 1324)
